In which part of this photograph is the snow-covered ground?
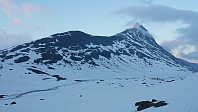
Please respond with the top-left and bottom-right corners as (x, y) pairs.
(0, 69), (197, 112)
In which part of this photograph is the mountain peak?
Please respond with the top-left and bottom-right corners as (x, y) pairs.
(132, 22), (148, 32)
(133, 22), (140, 28)
(119, 22), (153, 40)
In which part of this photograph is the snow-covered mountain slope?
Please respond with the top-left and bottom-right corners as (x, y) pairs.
(178, 58), (198, 72)
(0, 23), (192, 80)
(0, 23), (197, 112)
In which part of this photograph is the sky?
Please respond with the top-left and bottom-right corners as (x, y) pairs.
(0, 0), (198, 63)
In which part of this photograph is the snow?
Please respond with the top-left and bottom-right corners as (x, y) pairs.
(0, 50), (196, 112)
(0, 57), (197, 111)
(0, 69), (197, 112)
(55, 32), (72, 37)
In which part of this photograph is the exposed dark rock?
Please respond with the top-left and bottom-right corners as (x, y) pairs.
(135, 99), (168, 111)
(52, 75), (66, 81)
(20, 48), (30, 52)
(40, 99), (45, 100)
(31, 66), (37, 68)
(152, 99), (157, 102)
(10, 101), (16, 105)
(27, 68), (49, 75)
(48, 66), (55, 70)
(88, 61), (99, 66)
(43, 78), (52, 80)
(74, 80), (88, 82)
(4, 54), (19, 60)
(10, 45), (26, 52)
(70, 56), (82, 61)
(150, 77), (164, 81)
(153, 101), (168, 107)
(27, 72), (32, 74)
(0, 95), (6, 98)
(136, 101), (152, 111)
(14, 56), (30, 63)
(0, 65), (3, 69)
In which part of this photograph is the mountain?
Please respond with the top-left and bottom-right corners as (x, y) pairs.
(178, 58), (198, 72)
(1, 23), (197, 112)
(0, 23), (192, 79)
(0, 23), (194, 82)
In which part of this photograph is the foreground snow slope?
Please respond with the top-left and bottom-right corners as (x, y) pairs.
(0, 71), (197, 112)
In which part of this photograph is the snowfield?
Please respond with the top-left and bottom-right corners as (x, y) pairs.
(0, 69), (197, 112)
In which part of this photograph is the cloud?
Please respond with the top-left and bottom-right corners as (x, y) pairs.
(13, 17), (22, 25)
(22, 3), (45, 17)
(0, 29), (31, 49)
(171, 45), (196, 57)
(161, 40), (184, 51)
(0, 0), (45, 25)
(0, 0), (18, 15)
(0, 0), (46, 49)
(116, 5), (198, 22)
(116, 4), (198, 63)
(138, 0), (155, 4)
(0, 0), (20, 25)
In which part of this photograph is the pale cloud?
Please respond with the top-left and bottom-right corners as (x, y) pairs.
(0, 0), (45, 25)
(116, 5), (198, 22)
(0, 29), (31, 49)
(185, 59), (198, 64)
(0, 0), (17, 15)
(0, 0), (46, 49)
(160, 39), (185, 52)
(169, 44), (198, 63)
(161, 39), (198, 63)
(138, 0), (155, 5)
(183, 45), (196, 55)
(0, 0), (20, 25)
(13, 17), (22, 25)
(22, 3), (44, 17)
(171, 45), (196, 57)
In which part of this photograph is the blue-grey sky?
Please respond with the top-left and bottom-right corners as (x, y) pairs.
(0, 0), (198, 63)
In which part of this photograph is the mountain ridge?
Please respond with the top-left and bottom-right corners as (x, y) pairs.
(0, 24), (195, 81)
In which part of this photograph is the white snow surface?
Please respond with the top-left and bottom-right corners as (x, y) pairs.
(0, 63), (197, 112)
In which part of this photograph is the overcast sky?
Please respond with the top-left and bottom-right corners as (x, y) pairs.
(0, 0), (198, 63)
